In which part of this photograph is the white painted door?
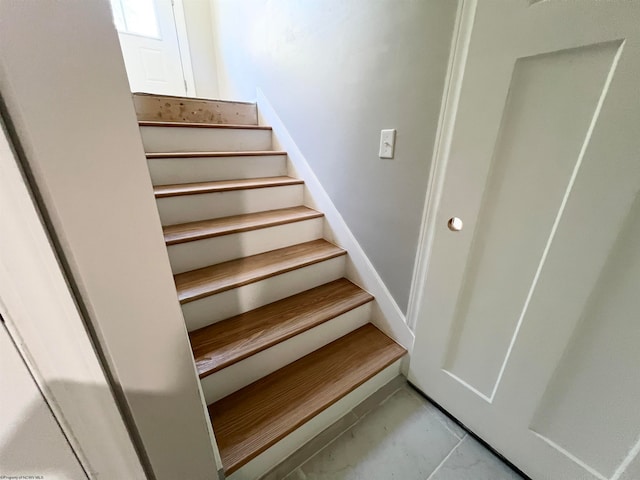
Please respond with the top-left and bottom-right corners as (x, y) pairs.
(110, 0), (187, 95)
(409, 1), (640, 479)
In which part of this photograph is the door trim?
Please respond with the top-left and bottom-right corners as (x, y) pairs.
(171, 0), (197, 96)
(406, 0), (477, 331)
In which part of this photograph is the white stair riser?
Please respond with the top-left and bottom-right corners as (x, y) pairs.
(182, 256), (346, 331)
(156, 185), (303, 225)
(167, 218), (324, 274)
(147, 155), (287, 185)
(140, 126), (272, 153)
(229, 359), (403, 480)
(201, 303), (372, 404)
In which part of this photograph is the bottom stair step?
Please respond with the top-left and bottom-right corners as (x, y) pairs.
(209, 323), (406, 475)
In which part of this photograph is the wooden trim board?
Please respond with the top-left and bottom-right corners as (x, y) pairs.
(146, 150), (287, 159)
(138, 120), (270, 129)
(133, 92), (255, 104)
(133, 93), (258, 125)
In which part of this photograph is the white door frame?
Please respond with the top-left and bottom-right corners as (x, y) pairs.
(171, 0), (196, 96)
(0, 117), (148, 479)
(113, 0), (196, 96)
(406, 0), (475, 331)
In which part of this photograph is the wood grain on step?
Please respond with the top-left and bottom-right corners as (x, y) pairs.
(174, 239), (346, 304)
(190, 279), (373, 377)
(154, 176), (302, 198)
(146, 150), (287, 159)
(209, 324), (406, 474)
(133, 93), (258, 125)
(139, 120), (272, 129)
(163, 207), (323, 245)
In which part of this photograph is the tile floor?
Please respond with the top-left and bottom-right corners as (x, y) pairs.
(285, 383), (523, 480)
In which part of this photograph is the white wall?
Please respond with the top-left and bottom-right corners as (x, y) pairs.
(211, 0), (458, 313)
(0, 325), (86, 480)
(0, 111), (146, 477)
(182, 0), (220, 98)
(0, 1), (219, 479)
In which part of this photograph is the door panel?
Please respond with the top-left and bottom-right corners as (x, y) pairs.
(111, 0), (186, 95)
(443, 40), (621, 398)
(409, 1), (640, 479)
(530, 198), (640, 475)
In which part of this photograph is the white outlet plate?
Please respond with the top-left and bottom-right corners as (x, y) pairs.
(379, 129), (396, 159)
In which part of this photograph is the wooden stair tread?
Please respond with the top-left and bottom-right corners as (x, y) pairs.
(146, 150), (287, 159)
(209, 324), (406, 474)
(164, 207), (323, 245)
(175, 239), (346, 304)
(154, 176), (302, 198)
(139, 120), (271, 129)
(190, 279), (373, 377)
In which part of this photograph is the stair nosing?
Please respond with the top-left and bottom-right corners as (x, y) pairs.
(210, 324), (406, 474)
(133, 92), (256, 106)
(139, 120), (272, 130)
(146, 151), (287, 159)
(154, 176), (303, 198)
(190, 279), (374, 378)
(164, 207), (324, 246)
(175, 240), (347, 304)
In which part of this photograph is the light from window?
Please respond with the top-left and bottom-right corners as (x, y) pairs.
(110, 0), (160, 39)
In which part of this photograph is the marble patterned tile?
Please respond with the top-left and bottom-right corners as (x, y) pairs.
(428, 436), (523, 480)
(295, 387), (461, 479)
(284, 468), (308, 479)
(264, 412), (359, 480)
(351, 376), (406, 420)
(403, 386), (466, 440)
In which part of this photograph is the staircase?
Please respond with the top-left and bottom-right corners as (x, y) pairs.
(135, 93), (407, 479)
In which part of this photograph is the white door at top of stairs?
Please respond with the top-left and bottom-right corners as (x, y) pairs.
(110, 0), (190, 96)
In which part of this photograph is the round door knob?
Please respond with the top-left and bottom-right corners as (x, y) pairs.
(447, 217), (463, 232)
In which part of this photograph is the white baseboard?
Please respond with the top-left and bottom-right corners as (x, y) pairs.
(256, 89), (414, 352)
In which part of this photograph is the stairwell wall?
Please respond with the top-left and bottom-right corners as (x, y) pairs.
(210, 0), (458, 314)
(0, 1), (221, 479)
